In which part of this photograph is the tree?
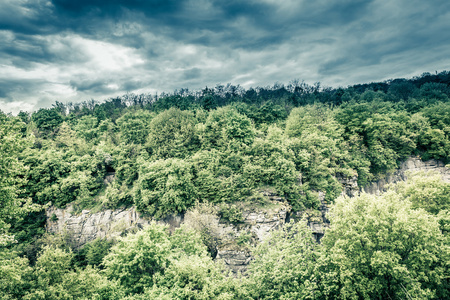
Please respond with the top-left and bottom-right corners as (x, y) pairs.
(23, 245), (122, 299)
(0, 112), (39, 245)
(201, 94), (218, 111)
(244, 126), (301, 206)
(144, 254), (232, 300)
(103, 223), (172, 295)
(116, 110), (154, 145)
(145, 107), (200, 159)
(286, 105), (360, 204)
(133, 158), (196, 218)
(393, 171), (450, 215)
(103, 223), (208, 295)
(201, 106), (255, 150)
(0, 249), (33, 299)
(315, 191), (450, 299)
(74, 115), (99, 142)
(336, 101), (417, 177)
(31, 108), (63, 138)
(245, 220), (317, 300)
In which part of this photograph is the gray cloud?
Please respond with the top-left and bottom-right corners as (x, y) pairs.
(1, 0), (450, 114)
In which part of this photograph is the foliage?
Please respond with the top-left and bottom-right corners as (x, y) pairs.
(201, 106), (255, 150)
(31, 108), (63, 138)
(183, 203), (222, 257)
(103, 222), (208, 295)
(315, 191), (450, 299)
(1, 72), (450, 299)
(245, 220), (317, 300)
(145, 107), (200, 159)
(393, 171), (450, 214)
(22, 245), (122, 299)
(102, 223), (173, 294)
(116, 110), (154, 145)
(75, 238), (115, 268)
(0, 112), (40, 245)
(133, 158), (196, 218)
(0, 249), (33, 299)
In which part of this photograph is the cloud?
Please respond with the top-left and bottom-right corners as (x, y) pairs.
(1, 0), (450, 114)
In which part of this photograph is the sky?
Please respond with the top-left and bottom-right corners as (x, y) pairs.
(1, 0), (450, 114)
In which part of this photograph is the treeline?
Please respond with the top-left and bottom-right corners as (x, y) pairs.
(0, 71), (449, 299)
(44, 71), (450, 117)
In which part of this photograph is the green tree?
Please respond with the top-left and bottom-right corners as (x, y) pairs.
(393, 171), (450, 214)
(286, 105), (360, 204)
(146, 107), (200, 159)
(103, 223), (172, 295)
(245, 220), (317, 300)
(0, 113), (39, 245)
(315, 191), (450, 299)
(74, 115), (99, 142)
(24, 245), (121, 299)
(190, 149), (248, 204)
(31, 108), (63, 138)
(201, 106), (255, 150)
(116, 110), (154, 145)
(103, 223), (208, 295)
(336, 101), (417, 177)
(144, 254), (233, 300)
(133, 158), (196, 218)
(0, 249), (33, 299)
(201, 94), (218, 111)
(244, 126), (301, 206)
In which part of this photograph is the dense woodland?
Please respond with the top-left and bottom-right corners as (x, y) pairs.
(1, 71), (450, 299)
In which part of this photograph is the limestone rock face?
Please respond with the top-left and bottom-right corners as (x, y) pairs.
(363, 157), (449, 194)
(216, 250), (252, 273)
(241, 204), (290, 243)
(46, 205), (151, 249)
(213, 200), (291, 273)
(337, 174), (359, 198)
(44, 156), (448, 272)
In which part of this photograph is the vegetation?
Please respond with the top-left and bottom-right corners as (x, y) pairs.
(0, 71), (449, 298)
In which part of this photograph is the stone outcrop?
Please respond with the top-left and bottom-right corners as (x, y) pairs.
(240, 204), (290, 243)
(46, 205), (151, 249)
(363, 157), (449, 194)
(45, 199), (290, 273)
(216, 250), (252, 273)
(337, 174), (359, 197)
(45, 156), (448, 272)
(215, 200), (291, 273)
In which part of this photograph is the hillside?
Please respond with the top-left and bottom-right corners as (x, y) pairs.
(1, 71), (450, 299)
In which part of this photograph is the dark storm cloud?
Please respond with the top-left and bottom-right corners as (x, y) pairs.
(0, 77), (47, 100)
(182, 68), (202, 81)
(1, 0), (450, 114)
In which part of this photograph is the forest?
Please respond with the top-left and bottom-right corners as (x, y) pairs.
(1, 71), (449, 299)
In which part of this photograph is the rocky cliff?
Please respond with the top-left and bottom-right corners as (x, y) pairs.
(45, 156), (449, 272)
(46, 195), (291, 273)
(46, 205), (151, 249)
(363, 156), (449, 194)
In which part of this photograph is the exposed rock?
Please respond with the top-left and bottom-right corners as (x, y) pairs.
(363, 157), (450, 194)
(44, 156), (448, 272)
(46, 205), (151, 249)
(103, 172), (115, 185)
(293, 192), (330, 242)
(213, 200), (291, 273)
(240, 203), (290, 243)
(216, 250), (252, 274)
(336, 174), (359, 197)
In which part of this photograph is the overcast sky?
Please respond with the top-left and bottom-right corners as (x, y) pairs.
(1, 0), (450, 114)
